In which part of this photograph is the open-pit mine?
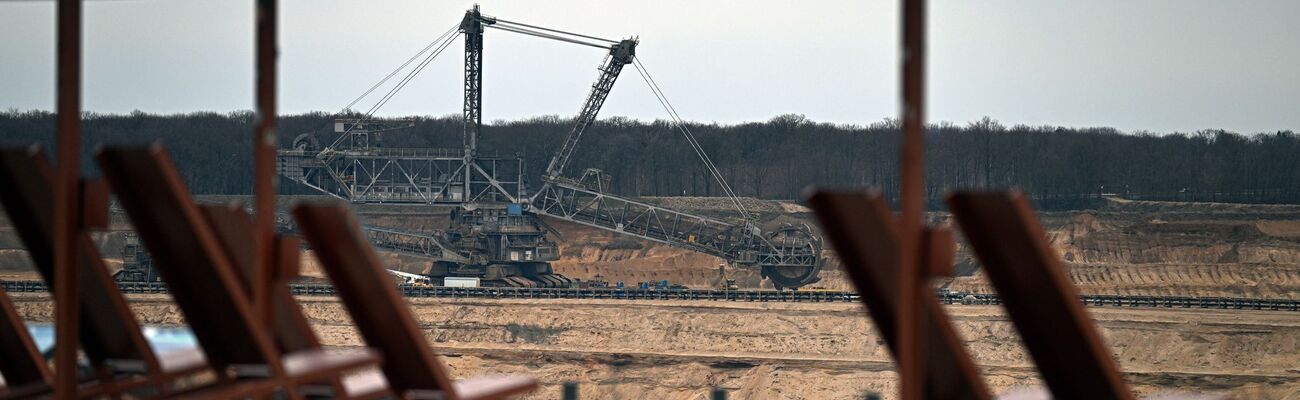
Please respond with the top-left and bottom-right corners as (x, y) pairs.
(3, 196), (1299, 399)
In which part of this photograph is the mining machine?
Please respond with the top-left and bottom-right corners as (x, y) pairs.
(276, 5), (824, 289)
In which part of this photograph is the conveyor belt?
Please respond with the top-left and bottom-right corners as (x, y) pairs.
(3, 280), (1297, 311)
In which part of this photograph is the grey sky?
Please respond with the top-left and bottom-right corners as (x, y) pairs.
(1, 0), (1297, 133)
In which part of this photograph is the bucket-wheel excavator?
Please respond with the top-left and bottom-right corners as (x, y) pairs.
(275, 5), (824, 289)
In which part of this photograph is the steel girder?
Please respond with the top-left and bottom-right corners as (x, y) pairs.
(276, 148), (520, 205)
(529, 178), (816, 270)
(362, 226), (470, 264)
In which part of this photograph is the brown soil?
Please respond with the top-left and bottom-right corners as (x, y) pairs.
(10, 293), (1300, 399)
(4, 197), (1300, 397)
(6, 196), (1297, 296)
(946, 204), (1300, 299)
(950, 263), (1300, 299)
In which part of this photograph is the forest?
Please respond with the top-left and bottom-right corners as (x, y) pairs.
(2, 109), (1297, 209)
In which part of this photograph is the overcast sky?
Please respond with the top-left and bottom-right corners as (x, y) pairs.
(1, 0), (1297, 133)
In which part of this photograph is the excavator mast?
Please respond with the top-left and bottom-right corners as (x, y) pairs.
(544, 39), (638, 180)
(460, 5), (492, 201)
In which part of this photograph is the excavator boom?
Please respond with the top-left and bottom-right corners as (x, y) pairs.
(530, 177), (822, 289)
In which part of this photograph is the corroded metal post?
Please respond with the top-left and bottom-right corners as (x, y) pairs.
(898, 0), (927, 399)
(53, 0), (82, 397)
(254, 0), (278, 324)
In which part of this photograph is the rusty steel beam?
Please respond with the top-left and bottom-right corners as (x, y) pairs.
(897, 0), (927, 399)
(253, 0), (279, 325)
(53, 0), (82, 397)
(947, 192), (1135, 400)
(808, 190), (990, 400)
(0, 283), (50, 390)
(198, 204), (321, 354)
(98, 145), (274, 370)
(294, 203), (538, 398)
(0, 149), (166, 375)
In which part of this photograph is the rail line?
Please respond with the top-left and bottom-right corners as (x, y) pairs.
(3, 280), (1297, 311)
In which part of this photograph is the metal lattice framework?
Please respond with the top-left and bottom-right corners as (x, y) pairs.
(531, 178), (820, 271)
(362, 226), (469, 263)
(543, 39), (637, 179)
(460, 5), (493, 197)
(277, 147), (521, 205)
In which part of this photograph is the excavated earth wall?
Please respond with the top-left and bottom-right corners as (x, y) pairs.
(4, 196), (1298, 298)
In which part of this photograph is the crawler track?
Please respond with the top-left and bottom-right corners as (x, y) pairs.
(3, 280), (1297, 311)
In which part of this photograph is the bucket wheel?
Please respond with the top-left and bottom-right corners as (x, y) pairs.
(759, 224), (823, 290)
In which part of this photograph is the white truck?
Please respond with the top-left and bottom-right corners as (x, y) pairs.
(442, 277), (481, 288)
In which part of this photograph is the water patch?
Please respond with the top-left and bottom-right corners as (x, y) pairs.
(27, 323), (198, 354)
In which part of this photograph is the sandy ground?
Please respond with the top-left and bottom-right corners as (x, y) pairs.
(10, 293), (1300, 399)
(4, 197), (1300, 398)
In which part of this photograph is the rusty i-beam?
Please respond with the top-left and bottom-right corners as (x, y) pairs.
(897, 0), (927, 399)
(53, 0), (82, 398)
(253, 0), (278, 325)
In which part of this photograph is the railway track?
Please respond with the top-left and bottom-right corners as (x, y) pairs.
(4, 280), (1298, 311)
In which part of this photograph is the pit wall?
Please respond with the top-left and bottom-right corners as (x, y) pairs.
(4, 196), (1300, 297)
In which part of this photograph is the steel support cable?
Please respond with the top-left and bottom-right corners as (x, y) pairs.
(631, 58), (751, 220)
(631, 59), (743, 209)
(327, 30), (460, 153)
(363, 44), (441, 119)
(632, 62), (745, 218)
(367, 32), (458, 117)
(325, 44), (443, 154)
(367, 32), (459, 115)
(325, 24), (459, 152)
(486, 24), (610, 49)
(492, 17), (620, 44)
(636, 64), (724, 191)
(344, 24), (459, 112)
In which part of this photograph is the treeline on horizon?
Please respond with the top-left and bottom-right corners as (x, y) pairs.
(2, 109), (1297, 209)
